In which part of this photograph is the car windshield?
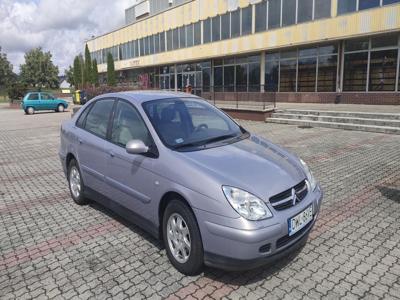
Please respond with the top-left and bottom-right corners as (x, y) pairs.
(142, 98), (246, 150)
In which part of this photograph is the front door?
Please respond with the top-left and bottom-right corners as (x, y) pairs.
(104, 100), (157, 217)
(182, 72), (195, 92)
(40, 93), (57, 110)
(76, 99), (114, 195)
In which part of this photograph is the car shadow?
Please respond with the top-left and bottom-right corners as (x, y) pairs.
(88, 201), (164, 251)
(376, 185), (400, 203)
(89, 199), (307, 284)
(31, 110), (70, 115)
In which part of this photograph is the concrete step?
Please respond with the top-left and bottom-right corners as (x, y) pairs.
(266, 118), (400, 135)
(272, 113), (400, 128)
(274, 109), (400, 120)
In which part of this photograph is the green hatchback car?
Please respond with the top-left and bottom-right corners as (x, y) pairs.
(22, 92), (69, 115)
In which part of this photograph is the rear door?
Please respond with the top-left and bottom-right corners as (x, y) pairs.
(26, 93), (40, 110)
(75, 98), (115, 196)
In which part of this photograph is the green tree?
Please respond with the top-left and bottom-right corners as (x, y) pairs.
(0, 47), (16, 90)
(107, 52), (116, 86)
(73, 56), (82, 89)
(91, 59), (99, 86)
(20, 47), (59, 89)
(83, 44), (91, 87)
(65, 65), (74, 87)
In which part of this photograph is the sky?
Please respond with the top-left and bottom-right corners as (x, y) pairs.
(0, 0), (133, 75)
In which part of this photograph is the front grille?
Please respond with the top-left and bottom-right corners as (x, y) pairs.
(269, 180), (308, 211)
(276, 220), (313, 249)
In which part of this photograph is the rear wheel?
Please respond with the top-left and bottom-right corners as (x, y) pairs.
(57, 104), (65, 112)
(163, 200), (204, 275)
(67, 159), (88, 205)
(26, 107), (34, 115)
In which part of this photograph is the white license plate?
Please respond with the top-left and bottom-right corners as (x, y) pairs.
(288, 205), (313, 236)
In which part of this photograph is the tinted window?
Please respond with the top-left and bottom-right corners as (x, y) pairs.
(268, 0), (281, 29)
(359, 0), (380, 10)
(76, 103), (93, 128)
(179, 26), (186, 48)
(193, 22), (201, 45)
(337, 0), (357, 14)
(166, 30), (173, 51)
(383, 0), (400, 4)
(282, 0), (296, 26)
(314, 0), (331, 19)
(28, 93), (39, 100)
(212, 16), (220, 42)
(317, 54), (337, 92)
(186, 24), (193, 47)
(224, 66), (235, 91)
(84, 99), (114, 138)
(241, 6), (252, 35)
(255, 0), (267, 32)
(297, 0), (313, 23)
(369, 50), (398, 91)
(173, 28), (179, 50)
(265, 53), (280, 91)
(111, 101), (151, 146)
(231, 10), (241, 37)
(343, 52), (368, 91)
(203, 18), (211, 43)
(160, 32), (165, 52)
(221, 13), (230, 40)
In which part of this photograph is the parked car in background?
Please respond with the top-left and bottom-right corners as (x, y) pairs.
(21, 92), (69, 115)
(59, 91), (322, 275)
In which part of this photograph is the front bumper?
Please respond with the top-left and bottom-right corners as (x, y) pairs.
(196, 186), (323, 271)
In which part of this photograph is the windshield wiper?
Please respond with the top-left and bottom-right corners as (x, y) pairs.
(173, 133), (239, 150)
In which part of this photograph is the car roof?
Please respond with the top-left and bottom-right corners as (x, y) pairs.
(95, 90), (200, 104)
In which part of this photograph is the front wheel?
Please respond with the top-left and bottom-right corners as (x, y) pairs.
(67, 159), (88, 205)
(163, 200), (204, 275)
(57, 104), (65, 112)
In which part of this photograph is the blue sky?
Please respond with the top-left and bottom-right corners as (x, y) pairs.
(0, 0), (132, 74)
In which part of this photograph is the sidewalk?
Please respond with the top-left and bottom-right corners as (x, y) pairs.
(276, 102), (400, 114)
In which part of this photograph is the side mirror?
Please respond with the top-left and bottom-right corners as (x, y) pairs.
(126, 139), (149, 155)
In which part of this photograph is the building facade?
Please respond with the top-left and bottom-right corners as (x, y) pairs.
(87, 0), (400, 105)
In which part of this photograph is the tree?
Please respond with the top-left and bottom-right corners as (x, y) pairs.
(65, 66), (74, 87)
(73, 56), (82, 89)
(20, 47), (59, 89)
(107, 52), (116, 86)
(83, 44), (91, 87)
(0, 47), (16, 90)
(91, 59), (99, 86)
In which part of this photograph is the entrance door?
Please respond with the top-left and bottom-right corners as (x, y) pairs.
(182, 72), (195, 93)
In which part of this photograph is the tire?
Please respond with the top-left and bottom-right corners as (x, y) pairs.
(57, 104), (65, 113)
(67, 159), (88, 205)
(26, 107), (35, 115)
(163, 200), (204, 275)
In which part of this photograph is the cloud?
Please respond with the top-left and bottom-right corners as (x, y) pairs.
(0, 0), (133, 73)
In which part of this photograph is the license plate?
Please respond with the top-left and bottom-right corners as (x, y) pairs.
(288, 205), (313, 236)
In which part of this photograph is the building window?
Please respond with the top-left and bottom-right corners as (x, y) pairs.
(343, 52), (369, 91)
(160, 32), (165, 52)
(231, 10), (241, 38)
(249, 59), (261, 91)
(369, 50), (398, 91)
(280, 51), (297, 92)
(193, 22), (201, 45)
(268, 0), (281, 29)
(314, 0), (331, 19)
(255, 0), (267, 32)
(241, 6), (253, 35)
(214, 66), (223, 91)
(236, 64), (248, 92)
(337, 0), (357, 14)
(154, 34), (160, 53)
(282, 0), (296, 26)
(179, 26), (186, 48)
(265, 53), (280, 91)
(297, 0), (313, 23)
(186, 24), (194, 47)
(383, 0), (400, 4)
(359, 0), (380, 10)
(173, 28), (179, 50)
(149, 35), (155, 54)
(212, 16), (221, 42)
(297, 47), (317, 91)
(166, 30), (172, 51)
(221, 13), (230, 40)
(224, 65), (235, 91)
(203, 18), (211, 43)
(317, 45), (338, 92)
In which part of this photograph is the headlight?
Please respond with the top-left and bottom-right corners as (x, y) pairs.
(222, 186), (272, 221)
(300, 159), (317, 191)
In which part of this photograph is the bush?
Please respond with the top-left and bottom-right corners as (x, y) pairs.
(7, 82), (28, 102)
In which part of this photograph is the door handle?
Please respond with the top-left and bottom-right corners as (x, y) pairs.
(109, 151), (115, 158)
(78, 138), (83, 144)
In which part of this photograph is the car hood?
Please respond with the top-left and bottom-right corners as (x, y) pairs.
(179, 135), (306, 201)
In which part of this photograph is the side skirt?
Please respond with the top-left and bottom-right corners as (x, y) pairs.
(84, 187), (160, 239)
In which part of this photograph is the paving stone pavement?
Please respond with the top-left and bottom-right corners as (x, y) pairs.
(0, 107), (399, 300)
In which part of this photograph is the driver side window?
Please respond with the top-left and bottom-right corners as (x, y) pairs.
(111, 101), (151, 147)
